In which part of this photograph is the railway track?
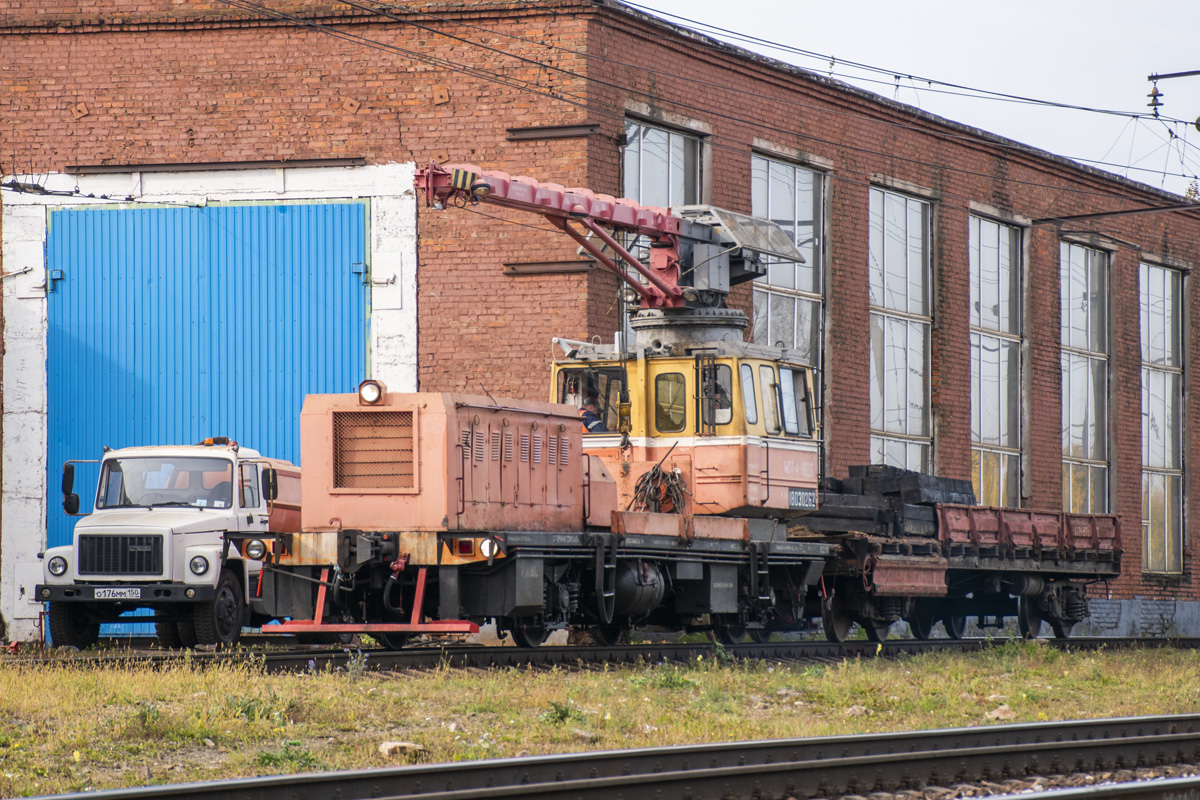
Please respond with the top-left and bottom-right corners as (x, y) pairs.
(7, 635), (1200, 674)
(35, 713), (1200, 800)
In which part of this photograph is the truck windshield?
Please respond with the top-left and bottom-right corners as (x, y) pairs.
(96, 457), (235, 509)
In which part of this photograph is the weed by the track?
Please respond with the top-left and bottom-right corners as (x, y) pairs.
(3, 644), (1200, 795)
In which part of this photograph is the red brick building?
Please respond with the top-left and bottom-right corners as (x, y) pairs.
(3, 0), (1199, 637)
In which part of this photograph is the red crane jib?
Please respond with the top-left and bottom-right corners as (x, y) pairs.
(416, 162), (685, 308)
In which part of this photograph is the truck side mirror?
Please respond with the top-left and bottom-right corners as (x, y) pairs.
(263, 467), (279, 502)
(62, 463), (81, 514)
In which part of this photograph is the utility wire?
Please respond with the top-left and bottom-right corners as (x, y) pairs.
(621, 0), (1188, 123)
(198, 2), (1200, 210)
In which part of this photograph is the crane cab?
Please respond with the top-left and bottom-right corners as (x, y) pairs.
(551, 338), (820, 521)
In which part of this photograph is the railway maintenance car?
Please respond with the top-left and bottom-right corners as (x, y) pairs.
(242, 163), (1121, 646)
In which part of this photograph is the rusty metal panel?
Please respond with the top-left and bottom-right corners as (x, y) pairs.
(936, 505), (973, 545)
(612, 510), (687, 538)
(333, 410), (416, 490)
(691, 516), (750, 541)
(864, 553), (948, 597)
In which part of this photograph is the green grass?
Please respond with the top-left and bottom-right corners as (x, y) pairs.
(3, 642), (1200, 795)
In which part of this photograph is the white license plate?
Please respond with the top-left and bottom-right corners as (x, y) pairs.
(94, 587), (141, 600)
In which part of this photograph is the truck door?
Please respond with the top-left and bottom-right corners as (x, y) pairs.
(237, 462), (268, 533)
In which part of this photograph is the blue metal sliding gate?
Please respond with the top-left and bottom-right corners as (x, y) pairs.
(45, 201), (369, 635)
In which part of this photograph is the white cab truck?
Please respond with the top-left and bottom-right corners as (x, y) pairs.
(36, 438), (300, 648)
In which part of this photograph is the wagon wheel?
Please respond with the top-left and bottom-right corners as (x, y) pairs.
(591, 625), (626, 646)
(378, 632), (410, 649)
(942, 614), (967, 640)
(1049, 617), (1074, 640)
(747, 629), (772, 644)
(511, 618), (549, 648)
(822, 598), (854, 643)
(711, 614), (747, 645)
(907, 602), (935, 640)
(1017, 596), (1044, 639)
(862, 620), (890, 642)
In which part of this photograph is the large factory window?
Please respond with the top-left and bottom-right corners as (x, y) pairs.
(623, 120), (701, 208)
(1141, 263), (1184, 573)
(1060, 242), (1109, 514)
(970, 216), (1023, 507)
(750, 156), (824, 381)
(868, 187), (932, 471)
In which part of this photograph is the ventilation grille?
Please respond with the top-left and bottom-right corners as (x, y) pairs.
(333, 411), (416, 489)
(78, 535), (163, 576)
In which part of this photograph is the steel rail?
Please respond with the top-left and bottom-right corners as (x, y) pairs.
(10, 636), (1200, 674)
(999, 775), (1200, 799)
(35, 714), (1200, 800)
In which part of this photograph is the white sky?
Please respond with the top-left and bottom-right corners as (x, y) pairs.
(628, 0), (1200, 200)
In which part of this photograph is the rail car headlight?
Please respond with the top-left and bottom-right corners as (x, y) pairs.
(47, 556), (68, 577)
(479, 538), (498, 559)
(358, 379), (386, 406)
(244, 539), (267, 560)
(189, 555), (210, 576)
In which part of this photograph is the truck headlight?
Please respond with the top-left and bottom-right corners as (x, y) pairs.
(47, 556), (68, 576)
(189, 555), (210, 576)
(244, 539), (267, 560)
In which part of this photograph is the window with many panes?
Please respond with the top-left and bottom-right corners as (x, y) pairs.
(1141, 262), (1183, 573)
(623, 120), (700, 208)
(750, 156), (824, 376)
(1060, 242), (1109, 513)
(868, 187), (932, 471)
(970, 216), (1022, 507)
(621, 120), (702, 339)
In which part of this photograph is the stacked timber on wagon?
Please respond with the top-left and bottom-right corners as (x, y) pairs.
(792, 464), (1120, 564)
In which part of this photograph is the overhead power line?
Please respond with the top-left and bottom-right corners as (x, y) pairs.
(197, 1), (1200, 213)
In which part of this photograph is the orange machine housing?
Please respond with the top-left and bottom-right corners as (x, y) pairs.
(300, 392), (585, 536)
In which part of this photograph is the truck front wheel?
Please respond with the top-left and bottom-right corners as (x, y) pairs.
(193, 570), (244, 646)
(48, 602), (100, 649)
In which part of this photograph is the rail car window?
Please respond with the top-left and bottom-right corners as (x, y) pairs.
(740, 364), (758, 425)
(759, 366), (781, 434)
(558, 367), (627, 433)
(655, 373), (687, 433)
(700, 364), (733, 427)
(780, 367), (813, 437)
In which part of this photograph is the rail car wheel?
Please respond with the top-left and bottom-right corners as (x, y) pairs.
(48, 602), (99, 649)
(943, 614), (967, 640)
(822, 600), (854, 643)
(591, 626), (626, 646)
(711, 615), (747, 645)
(193, 570), (244, 647)
(907, 603), (935, 640)
(747, 629), (772, 644)
(1049, 617), (1074, 640)
(1017, 596), (1044, 639)
(511, 619), (549, 648)
(862, 620), (890, 642)
(377, 633), (410, 649)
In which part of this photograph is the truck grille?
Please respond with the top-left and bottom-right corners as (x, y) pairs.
(333, 411), (416, 489)
(78, 534), (164, 576)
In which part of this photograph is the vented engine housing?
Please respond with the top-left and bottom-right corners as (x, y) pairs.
(300, 392), (584, 538)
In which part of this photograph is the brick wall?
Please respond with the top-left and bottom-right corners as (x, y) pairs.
(5, 0), (1200, 601)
